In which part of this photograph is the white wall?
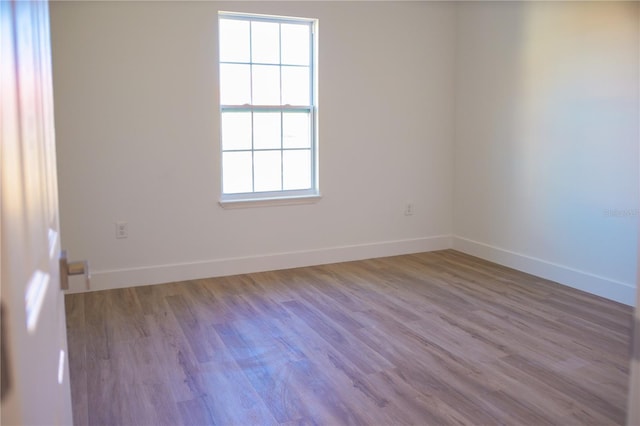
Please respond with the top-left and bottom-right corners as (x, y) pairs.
(50, 1), (456, 292)
(454, 1), (639, 305)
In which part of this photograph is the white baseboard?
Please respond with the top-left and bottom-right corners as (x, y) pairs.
(453, 236), (636, 306)
(68, 235), (453, 293)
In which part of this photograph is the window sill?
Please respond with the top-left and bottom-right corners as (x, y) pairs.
(219, 193), (322, 209)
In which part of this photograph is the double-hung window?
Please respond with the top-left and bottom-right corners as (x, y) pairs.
(218, 12), (318, 204)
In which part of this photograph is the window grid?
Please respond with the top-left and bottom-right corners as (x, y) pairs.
(219, 12), (316, 198)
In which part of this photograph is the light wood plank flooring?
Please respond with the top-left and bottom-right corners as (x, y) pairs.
(65, 250), (633, 425)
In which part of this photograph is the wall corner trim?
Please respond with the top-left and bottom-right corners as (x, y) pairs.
(452, 236), (636, 306)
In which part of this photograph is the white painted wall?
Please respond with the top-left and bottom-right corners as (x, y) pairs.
(453, 1), (639, 305)
(50, 1), (456, 292)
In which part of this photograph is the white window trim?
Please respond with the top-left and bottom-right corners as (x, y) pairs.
(219, 192), (322, 209)
(218, 11), (319, 206)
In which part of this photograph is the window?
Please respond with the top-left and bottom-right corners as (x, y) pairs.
(218, 12), (318, 204)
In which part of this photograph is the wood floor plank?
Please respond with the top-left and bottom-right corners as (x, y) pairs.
(118, 338), (182, 426)
(490, 355), (621, 425)
(503, 353), (626, 423)
(83, 290), (110, 360)
(265, 305), (423, 425)
(365, 369), (462, 425)
(213, 320), (305, 423)
(286, 357), (370, 426)
(66, 249), (633, 425)
(65, 294), (88, 426)
(282, 299), (393, 375)
(103, 287), (149, 343)
(177, 397), (216, 426)
(165, 293), (216, 363)
(141, 297), (206, 403)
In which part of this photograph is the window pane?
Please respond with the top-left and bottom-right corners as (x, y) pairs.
(219, 19), (250, 63)
(251, 21), (279, 64)
(281, 24), (309, 66)
(220, 64), (251, 105)
(283, 112), (310, 148)
(254, 151), (282, 192)
(223, 151), (253, 194)
(222, 112), (252, 150)
(283, 150), (311, 190)
(282, 66), (309, 105)
(254, 112), (281, 150)
(252, 65), (280, 105)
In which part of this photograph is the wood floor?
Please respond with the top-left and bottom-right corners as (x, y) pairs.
(65, 250), (633, 426)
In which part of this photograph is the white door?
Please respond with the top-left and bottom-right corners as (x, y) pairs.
(1, 1), (74, 424)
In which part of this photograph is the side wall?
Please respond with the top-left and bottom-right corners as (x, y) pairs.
(454, 1), (639, 305)
(50, 1), (456, 292)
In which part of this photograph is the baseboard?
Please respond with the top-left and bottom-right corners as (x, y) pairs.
(453, 236), (636, 306)
(68, 235), (453, 293)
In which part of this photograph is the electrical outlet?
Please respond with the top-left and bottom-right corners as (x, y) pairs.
(404, 202), (414, 216)
(115, 221), (128, 239)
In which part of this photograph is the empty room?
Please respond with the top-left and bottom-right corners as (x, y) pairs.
(2, 0), (639, 425)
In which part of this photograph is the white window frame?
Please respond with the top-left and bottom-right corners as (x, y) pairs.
(218, 12), (320, 208)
